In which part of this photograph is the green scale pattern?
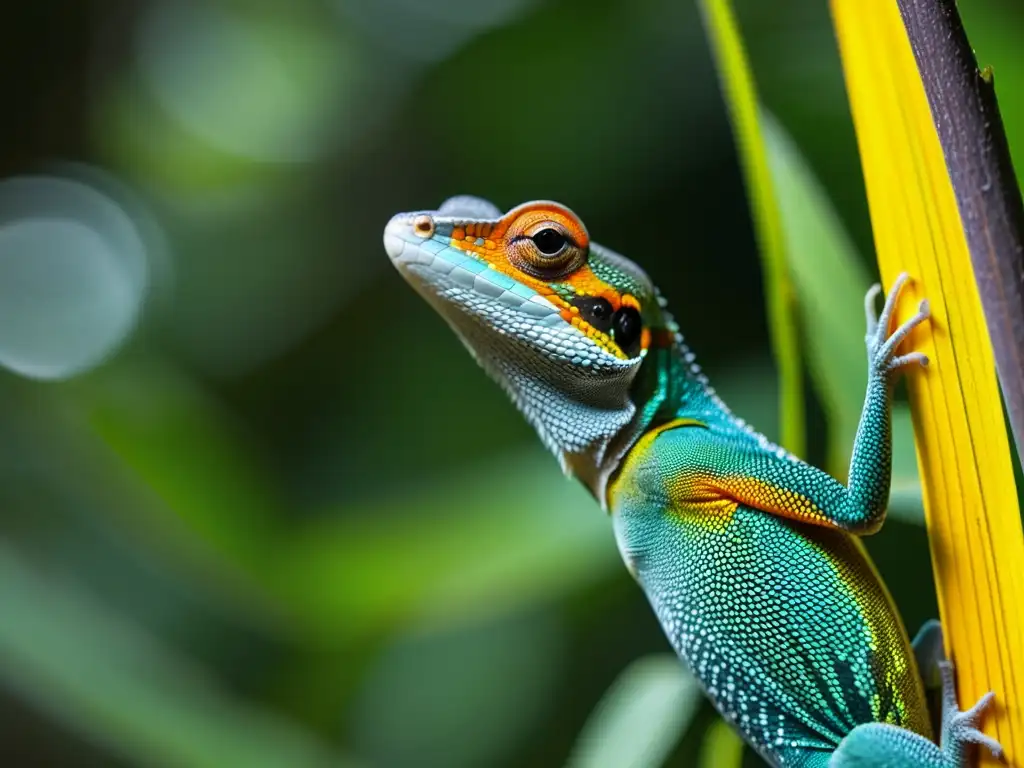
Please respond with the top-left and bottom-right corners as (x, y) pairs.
(599, 273), (995, 766)
(610, 427), (926, 767)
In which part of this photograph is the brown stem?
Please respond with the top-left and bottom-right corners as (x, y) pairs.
(897, 0), (1024, 468)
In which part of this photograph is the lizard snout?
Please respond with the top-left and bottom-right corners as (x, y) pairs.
(383, 212), (433, 262)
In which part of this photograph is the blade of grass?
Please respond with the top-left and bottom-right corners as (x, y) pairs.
(832, 0), (1024, 761)
(761, 113), (925, 522)
(698, 0), (805, 458)
(699, 3), (920, 493)
(699, 1), (926, 521)
(889, 404), (925, 525)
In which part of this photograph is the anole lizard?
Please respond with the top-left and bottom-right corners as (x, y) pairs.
(383, 196), (1004, 767)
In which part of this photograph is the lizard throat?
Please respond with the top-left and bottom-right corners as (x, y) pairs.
(402, 264), (643, 493)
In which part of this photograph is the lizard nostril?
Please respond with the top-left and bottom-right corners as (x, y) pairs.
(412, 215), (435, 238)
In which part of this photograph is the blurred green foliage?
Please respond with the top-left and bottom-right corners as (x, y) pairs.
(0, 0), (1021, 766)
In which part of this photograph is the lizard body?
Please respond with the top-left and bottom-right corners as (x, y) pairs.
(383, 197), (1002, 766)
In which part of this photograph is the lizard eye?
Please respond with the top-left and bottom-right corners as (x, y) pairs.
(612, 306), (643, 358)
(509, 221), (586, 278)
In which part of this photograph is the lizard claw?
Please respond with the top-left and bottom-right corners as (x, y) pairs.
(864, 273), (931, 376)
(938, 661), (1004, 761)
(949, 693), (1003, 755)
(864, 282), (884, 337)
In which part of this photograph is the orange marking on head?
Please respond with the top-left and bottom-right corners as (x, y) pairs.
(445, 201), (640, 361)
(561, 268), (625, 308)
(500, 201), (590, 248)
(447, 203), (596, 301)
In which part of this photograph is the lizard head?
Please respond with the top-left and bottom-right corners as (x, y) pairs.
(384, 196), (669, 481)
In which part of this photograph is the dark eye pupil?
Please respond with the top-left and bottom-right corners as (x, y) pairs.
(531, 228), (567, 256)
(612, 306), (643, 358)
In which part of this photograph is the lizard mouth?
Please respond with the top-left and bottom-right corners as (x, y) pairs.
(384, 213), (565, 321)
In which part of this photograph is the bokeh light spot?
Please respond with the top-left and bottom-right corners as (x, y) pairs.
(338, 0), (538, 63)
(137, 2), (356, 163)
(0, 176), (149, 380)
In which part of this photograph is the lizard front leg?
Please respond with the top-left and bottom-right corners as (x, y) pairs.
(836, 271), (931, 532)
(659, 273), (931, 534)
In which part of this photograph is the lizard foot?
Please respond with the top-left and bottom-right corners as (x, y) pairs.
(938, 660), (1004, 763)
(831, 663), (1002, 768)
(864, 272), (931, 375)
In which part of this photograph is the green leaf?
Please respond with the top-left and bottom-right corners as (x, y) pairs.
(0, 545), (354, 768)
(0, 360), (291, 635)
(349, 613), (563, 768)
(760, 110), (872, 475)
(278, 449), (619, 644)
(567, 655), (703, 768)
(68, 356), (284, 573)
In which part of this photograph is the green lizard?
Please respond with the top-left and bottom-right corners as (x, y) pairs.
(383, 196), (1004, 767)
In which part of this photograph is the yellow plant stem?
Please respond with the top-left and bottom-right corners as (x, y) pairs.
(832, 1), (1024, 764)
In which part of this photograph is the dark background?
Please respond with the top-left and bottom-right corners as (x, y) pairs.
(0, 1), (1020, 766)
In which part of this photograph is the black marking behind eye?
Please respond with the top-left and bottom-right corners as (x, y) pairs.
(571, 296), (614, 333)
(530, 228), (568, 256)
(612, 306), (643, 358)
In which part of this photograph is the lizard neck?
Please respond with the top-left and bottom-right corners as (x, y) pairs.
(567, 329), (723, 506)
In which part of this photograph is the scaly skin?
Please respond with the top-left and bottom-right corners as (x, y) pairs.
(383, 197), (1003, 766)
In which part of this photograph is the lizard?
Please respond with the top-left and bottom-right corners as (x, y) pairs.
(382, 195), (1004, 767)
